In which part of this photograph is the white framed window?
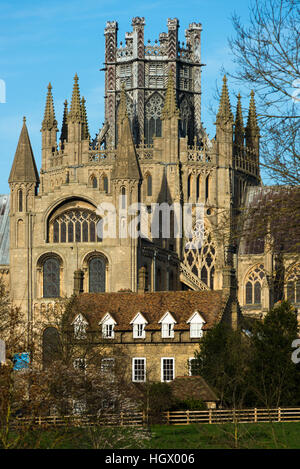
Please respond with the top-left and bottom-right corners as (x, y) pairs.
(72, 314), (88, 340)
(159, 312), (176, 339)
(73, 358), (87, 371)
(132, 357), (146, 382)
(130, 312), (148, 339)
(103, 323), (114, 338)
(187, 311), (205, 338)
(99, 313), (116, 339)
(161, 357), (175, 382)
(161, 323), (174, 338)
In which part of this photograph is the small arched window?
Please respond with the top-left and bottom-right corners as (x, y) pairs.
(91, 176), (98, 188)
(187, 174), (192, 199)
(103, 176), (108, 193)
(286, 264), (300, 304)
(121, 187), (126, 209)
(205, 175), (210, 201)
(18, 189), (23, 212)
(43, 257), (60, 298)
(147, 174), (152, 197)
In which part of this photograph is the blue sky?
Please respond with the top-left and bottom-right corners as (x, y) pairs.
(0, 0), (255, 194)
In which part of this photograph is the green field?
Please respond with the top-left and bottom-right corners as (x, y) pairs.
(2, 422), (300, 449)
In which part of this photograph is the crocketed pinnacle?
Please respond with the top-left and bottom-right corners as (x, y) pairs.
(41, 83), (58, 131)
(161, 68), (180, 120)
(246, 90), (260, 136)
(68, 73), (82, 123)
(81, 97), (90, 140)
(9, 117), (40, 184)
(216, 75), (234, 123)
(60, 100), (68, 143)
(234, 93), (244, 144)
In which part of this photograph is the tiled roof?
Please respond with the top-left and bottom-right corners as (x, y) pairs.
(240, 185), (300, 255)
(170, 376), (220, 402)
(70, 290), (228, 331)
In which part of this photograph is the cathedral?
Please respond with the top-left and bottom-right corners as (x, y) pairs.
(0, 17), (299, 378)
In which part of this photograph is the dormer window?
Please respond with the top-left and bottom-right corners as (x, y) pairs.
(99, 313), (117, 339)
(187, 311), (205, 339)
(130, 312), (148, 339)
(72, 314), (88, 339)
(159, 312), (176, 339)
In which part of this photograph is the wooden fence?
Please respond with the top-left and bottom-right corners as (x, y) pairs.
(164, 408), (300, 425)
(11, 408), (300, 428)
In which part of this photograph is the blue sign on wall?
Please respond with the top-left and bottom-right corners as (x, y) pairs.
(13, 353), (30, 370)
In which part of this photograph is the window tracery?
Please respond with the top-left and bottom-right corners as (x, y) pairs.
(286, 264), (300, 304)
(50, 210), (102, 243)
(144, 93), (163, 145)
(183, 225), (216, 289)
(245, 264), (265, 305)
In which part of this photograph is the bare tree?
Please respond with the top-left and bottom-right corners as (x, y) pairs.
(228, 0), (300, 185)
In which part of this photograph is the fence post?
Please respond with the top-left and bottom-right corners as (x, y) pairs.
(38, 416), (42, 426)
(187, 410), (190, 425)
(278, 408), (281, 422)
(120, 412), (124, 426)
(166, 411), (170, 425)
(254, 408), (257, 423)
(209, 408), (212, 424)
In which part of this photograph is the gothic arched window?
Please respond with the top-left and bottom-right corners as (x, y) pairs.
(245, 264), (265, 305)
(43, 257), (60, 298)
(50, 209), (102, 243)
(89, 257), (106, 293)
(196, 175), (201, 200)
(187, 174), (192, 199)
(286, 264), (300, 304)
(144, 93), (163, 145)
(184, 226), (216, 290)
(91, 176), (98, 188)
(205, 175), (210, 201)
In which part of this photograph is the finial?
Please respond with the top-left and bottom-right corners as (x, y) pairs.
(23, 116), (26, 123)
(216, 75), (233, 124)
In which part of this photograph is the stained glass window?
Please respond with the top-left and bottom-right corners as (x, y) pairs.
(245, 265), (265, 305)
(50, 210), (102, 243)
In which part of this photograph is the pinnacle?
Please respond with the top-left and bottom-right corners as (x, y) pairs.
(162, 68), (180, 120)
(235, 94), (244, 131)
(216, 75), (233, 123)
(246, 90), (260, 136)
(41, 82), (58, 131)
(60, 99), (68, 143)
(81, 96), (90, 140)
(68, 73), (82, 123)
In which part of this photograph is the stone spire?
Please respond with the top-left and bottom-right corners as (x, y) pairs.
(234, 93), (244, 147)
(112, 85), (140, 180)
(162, 68), (180, 120)
(81, 97), (90, 140)
(68, 74), (82, 123)
(216, 75), (234, 124)
(246, 90), (260, 137)
(41, 83), (58, 131)
(60, 99), (68, 144)
(9, 117), (40, 184)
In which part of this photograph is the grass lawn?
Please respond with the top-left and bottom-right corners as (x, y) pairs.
(2, 422), (300, 449)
